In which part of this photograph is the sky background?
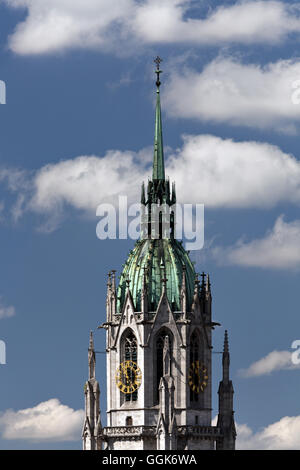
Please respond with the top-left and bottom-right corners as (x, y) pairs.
(1, 0), (300, 449)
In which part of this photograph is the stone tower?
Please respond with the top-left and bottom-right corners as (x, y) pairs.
(83, 59), (236, 451)
(82, 331), (102, 450)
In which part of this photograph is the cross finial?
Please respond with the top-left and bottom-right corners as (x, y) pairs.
(154, 56), (162, 69)
(154, 56), (163, 89)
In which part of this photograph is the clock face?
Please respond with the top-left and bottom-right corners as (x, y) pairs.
(188, 361), (208, 393)
(116, 360), (142, 394)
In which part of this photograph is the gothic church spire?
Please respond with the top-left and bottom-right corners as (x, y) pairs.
(153, 56), (165, 182)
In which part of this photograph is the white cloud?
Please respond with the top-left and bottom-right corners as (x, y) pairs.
(31, 136), (300, 212)
(4, 0), (135, 55)
(4, 1), (300, 55)
(29, 150), (149, 213)
(215, 413), (300, 449)
(0, 298), (15, 319)
(27, 149), (151, 232)
(214, 216), (300, 269)
(165, 57), (300, 132)
(3, 135), (300, 230)
(0, 399), (84, 441)
(237, 417), (300, 450)
(0, 148), (151, 231)
(133, 0), (300, 46)
(168, 135), (300, 208)
(239, 350), (300, 377)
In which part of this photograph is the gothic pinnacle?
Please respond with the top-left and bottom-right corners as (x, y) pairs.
(88, 330), (96, 381)
(89, 330), (94, 351)
(194, 273), (200, 294)
(111, 270), (116, 291)
(206, 274), (211, 293)
(224, 330), (229, 354)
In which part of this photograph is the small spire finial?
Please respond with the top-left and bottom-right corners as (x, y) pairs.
(224, 330), (229, 353)
(206, 273), (211, 292)
(111, 270), (116, 290)
(154, 56), (163, 89)
(89, 330), (94, 350)
(88, 330), (96, 380)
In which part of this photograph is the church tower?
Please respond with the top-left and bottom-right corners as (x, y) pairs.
(83, 58), (236, 450)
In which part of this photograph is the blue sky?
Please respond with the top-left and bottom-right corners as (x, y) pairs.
(1, 0), (300, 449)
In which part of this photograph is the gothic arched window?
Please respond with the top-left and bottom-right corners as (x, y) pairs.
(190, 331), (200, 403)
(155, 330), (172, 403)
(122, 330), (138, 402)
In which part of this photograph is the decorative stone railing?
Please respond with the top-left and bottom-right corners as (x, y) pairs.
(176, 426), (222, 437)
(103, 425), (222, 439)
(103, 426), (156, 437)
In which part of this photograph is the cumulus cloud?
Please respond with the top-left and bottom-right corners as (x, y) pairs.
(237, 417), (300, 450)
(133, 0), (300, 46)
(167, 136), (300, 208)
(4, 1), (300, 55)
(213, 216), (300, 269)
(215, 414), (300, 449)
(165, 57), (300, 132)
(0, 399), (84, 441)
(0, 148), (151, 231)
(4, 0), (134, 55)
(3, 135), (300, 230)
(0, 297), (15, 319)
(238, 350), (300, 377)
(29, 150), (149, 213)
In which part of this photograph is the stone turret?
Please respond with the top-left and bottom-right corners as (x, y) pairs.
(82, 332), (102, 450)
(216, 331), (236, 450)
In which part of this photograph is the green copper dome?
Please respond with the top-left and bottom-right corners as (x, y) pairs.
(116, 59), (196, 313)
(117, 238), (196, 312)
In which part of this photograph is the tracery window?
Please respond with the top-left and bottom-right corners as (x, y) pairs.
(156, 330), (172, 403)
(123, 331), (138, 402)
(190, 331), (200, 403)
